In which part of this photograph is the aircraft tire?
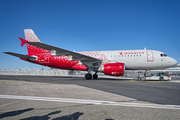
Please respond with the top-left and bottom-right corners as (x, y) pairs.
(85, 73), (92, 79)
(93, 74), (98, 79)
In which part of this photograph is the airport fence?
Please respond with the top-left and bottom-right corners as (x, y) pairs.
(0, 69), (108, 77)
(1, 69), (179, 77)
(0, 69), (69, 76)
(0, 69), (138, 77)
(0, 69), (105, 77)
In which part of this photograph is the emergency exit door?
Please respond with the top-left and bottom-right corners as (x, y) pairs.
(146, 50), (154, 62)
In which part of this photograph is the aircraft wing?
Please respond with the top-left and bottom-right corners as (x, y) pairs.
(27, 42), (102, 62)
(3, 52), (37, 61)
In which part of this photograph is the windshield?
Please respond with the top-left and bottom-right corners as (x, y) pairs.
(164, 54), (168, 57)
(160, 54), (168, 57)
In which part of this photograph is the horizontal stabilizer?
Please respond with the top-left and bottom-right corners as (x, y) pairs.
(3, 52), (37, 61)
(19, 37), (28, 46)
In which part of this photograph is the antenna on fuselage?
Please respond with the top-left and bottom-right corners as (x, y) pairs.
(144, 47), (146, 50)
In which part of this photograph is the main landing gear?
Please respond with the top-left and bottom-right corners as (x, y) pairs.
(85, 73), (98, 79)
(93, 74), (98, 79)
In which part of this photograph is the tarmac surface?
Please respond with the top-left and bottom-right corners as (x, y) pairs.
(0, 75), (180, 120)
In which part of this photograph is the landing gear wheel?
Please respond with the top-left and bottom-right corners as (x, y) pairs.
(93, 74), (98, 79)
(85, 73), (92, 80)
(138, 77), (141, 81)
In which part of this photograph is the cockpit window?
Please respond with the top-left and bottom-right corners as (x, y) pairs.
(164, 54), (168, 57)
(160, 54), (168, 57)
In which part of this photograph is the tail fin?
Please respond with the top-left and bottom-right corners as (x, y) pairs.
(24, 29), (41, 42)
(23, 29), (50, 55)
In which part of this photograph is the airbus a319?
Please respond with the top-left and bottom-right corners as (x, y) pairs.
(4, 29), (178, 79)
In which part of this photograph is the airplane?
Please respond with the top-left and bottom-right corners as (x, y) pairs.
(4, 29), (178, 79)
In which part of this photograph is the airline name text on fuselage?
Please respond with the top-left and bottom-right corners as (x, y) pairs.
(119, 52), (144, 55)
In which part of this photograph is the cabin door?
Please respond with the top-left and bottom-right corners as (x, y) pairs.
(146, 51), (154, 62)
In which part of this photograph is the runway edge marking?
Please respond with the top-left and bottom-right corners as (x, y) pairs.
(0, 94), (180, 109)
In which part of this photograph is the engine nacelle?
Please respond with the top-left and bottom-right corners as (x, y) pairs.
(98, 63), (125, 76)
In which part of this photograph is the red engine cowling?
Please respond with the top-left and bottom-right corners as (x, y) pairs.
(103, 63), (125, 76)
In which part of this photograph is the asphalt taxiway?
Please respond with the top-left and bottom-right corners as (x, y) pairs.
(0, 75), (180, 120)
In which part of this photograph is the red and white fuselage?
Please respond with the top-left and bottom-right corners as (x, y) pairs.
(4, 29), (178, 79)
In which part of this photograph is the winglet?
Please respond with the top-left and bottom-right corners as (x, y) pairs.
(19, 37), (28, 46)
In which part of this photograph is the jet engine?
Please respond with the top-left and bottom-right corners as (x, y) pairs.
(98, 63), (125, 76)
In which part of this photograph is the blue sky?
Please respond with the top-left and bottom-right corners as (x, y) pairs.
(0, 0), (180, 69)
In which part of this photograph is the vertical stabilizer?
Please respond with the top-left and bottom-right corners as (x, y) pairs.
(24, 29), (41, 42)
(24, 29), (50, 55)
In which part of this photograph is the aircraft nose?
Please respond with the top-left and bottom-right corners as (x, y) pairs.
(170, 58), (178, 66)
